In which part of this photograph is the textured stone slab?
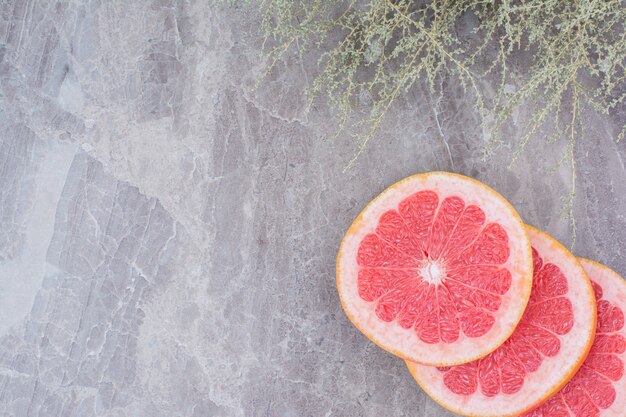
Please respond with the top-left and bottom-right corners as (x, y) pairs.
(0, 1), (624, 416)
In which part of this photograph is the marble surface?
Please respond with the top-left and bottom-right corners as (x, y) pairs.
(1, 1), (625, 416)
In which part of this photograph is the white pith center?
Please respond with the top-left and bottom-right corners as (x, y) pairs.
(420, 260), (446, 285)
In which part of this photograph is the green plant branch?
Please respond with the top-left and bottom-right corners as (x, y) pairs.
(256, 0), (626, 232)
(345, 37), (428, 171)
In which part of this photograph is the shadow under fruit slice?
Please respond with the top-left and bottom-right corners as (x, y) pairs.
(406, 226), (597, 417)
(523, 258), (626, 417)
(336, 172), (533, 366)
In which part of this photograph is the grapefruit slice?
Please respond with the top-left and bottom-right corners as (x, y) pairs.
(406, 226), (597, 417)
(336, 172), (533, 365)
(523, 259), (626, 417)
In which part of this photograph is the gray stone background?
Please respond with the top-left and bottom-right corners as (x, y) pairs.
(1, 1), (625, 416)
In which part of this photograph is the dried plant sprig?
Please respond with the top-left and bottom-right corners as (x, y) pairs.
(259, 0), (625, 152)
(256, 0), (626, 244)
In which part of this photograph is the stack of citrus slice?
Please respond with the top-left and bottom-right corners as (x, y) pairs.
(337, 172), (626, 416)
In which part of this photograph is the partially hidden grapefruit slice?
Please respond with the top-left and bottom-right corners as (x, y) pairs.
(406, 226), (597, 417)
(523, 259), (626, 417)
(336, 172), (533, 365)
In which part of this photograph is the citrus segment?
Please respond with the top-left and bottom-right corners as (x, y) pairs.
(407, 226), (597, 416)
(337, 172), (533, 365)
(524, 259), (626, 417)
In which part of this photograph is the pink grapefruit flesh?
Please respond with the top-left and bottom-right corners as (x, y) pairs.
(407, 226), (597, 417)
(523, 258), (626, 417)
(336, 172), (533, 365)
